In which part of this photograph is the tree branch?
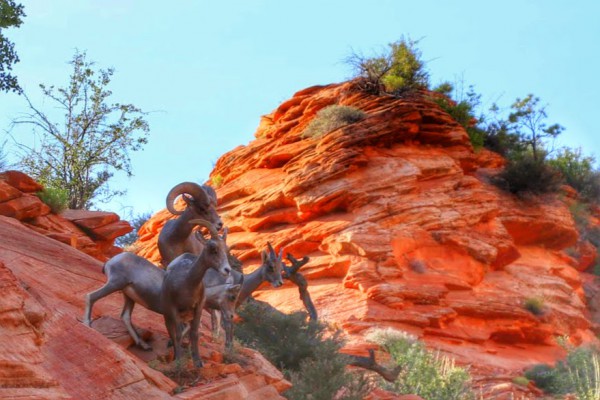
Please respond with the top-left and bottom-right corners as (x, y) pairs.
(347, 349), (402, 382)
(283, 253), (317, 321)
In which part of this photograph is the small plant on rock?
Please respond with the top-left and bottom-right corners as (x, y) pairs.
(523, 297), (546, 316)
(36, 186), (69, 213)
(302, 105), (365, 138)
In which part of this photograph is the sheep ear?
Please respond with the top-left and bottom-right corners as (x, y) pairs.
(222, 227), (228, 242)
(261, 250), (267, 263)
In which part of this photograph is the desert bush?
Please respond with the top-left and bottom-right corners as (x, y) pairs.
(482, 118), (522, 157)
(234, 300), (369, 399)
(346, 36), (429, 95)
(525, 346), (600, 399)
(432, 82), (486, 149)
(495, 151), (563, 195)
(523, 297), (545, 316)
(524, 364), (561, 393)
(36, 186), (69, 213)
(302, 105), (365, 138)
(550, 148), (600, 203)
(367, 328), (474, 400)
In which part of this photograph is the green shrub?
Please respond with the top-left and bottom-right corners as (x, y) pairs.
(525, 346), (600, 398)
(234, 300), (369, 400)
(347, 36), (429, 95)
(549, 148), (600, 203)
(496, 152), (563, 195)
(432, 82), (486, 149)
(564, 347), (600, 400)
(36, 186), (69, 213)
(482, 119), (522, 157)
(523, 297), (545, 316)
(524, 364), (562, 393)
(302, 105), (365, 138)
(367, 328), (474, 400)
(285, 350), (370, 400)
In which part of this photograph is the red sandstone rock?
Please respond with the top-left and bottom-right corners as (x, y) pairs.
(0, 216), (290, 399)
(0, 170), (44, 192)
(0, 193), (51, 220)
(0, 179), (23, 202)
(134, 82), (599, 398)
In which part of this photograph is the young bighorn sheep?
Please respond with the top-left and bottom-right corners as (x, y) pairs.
(162, 219), (231, 367)
(83, 252), (165, 350)
(158, 182), (223, 266)
(203, 242), (284, 349)
(179, 282), (242, 347)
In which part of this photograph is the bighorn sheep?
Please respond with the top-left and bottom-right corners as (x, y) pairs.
(162, 219), (231, 367)
(203, 242), (284, 349)
(158, 182), (223, 266)
(83, 252), (165, 350)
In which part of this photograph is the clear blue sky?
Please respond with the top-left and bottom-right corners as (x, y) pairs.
(2, 0), (599, 218)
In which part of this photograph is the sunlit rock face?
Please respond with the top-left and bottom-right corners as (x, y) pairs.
(136, 81), (599, 397)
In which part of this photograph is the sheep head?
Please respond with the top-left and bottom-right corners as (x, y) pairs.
(261, 242), (284, 288)
(166, 182), (223, 229)
(189, 219), (231, 277)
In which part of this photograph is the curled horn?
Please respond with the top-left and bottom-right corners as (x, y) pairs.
(189, 219), (218, 240)
(166, 182), (209, 215)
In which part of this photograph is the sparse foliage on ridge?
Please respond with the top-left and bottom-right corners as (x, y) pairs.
(346, 36), (429, 95)
(13, 51), (149, 209)
(432, 81), (486, 150)
(0, 0), (25, 93)
(549, 148), (600, 203)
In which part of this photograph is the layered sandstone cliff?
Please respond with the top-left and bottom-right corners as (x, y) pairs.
(136, 81), (600, 397)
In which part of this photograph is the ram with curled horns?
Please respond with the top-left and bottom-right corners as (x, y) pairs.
(158, 182), (223, 266)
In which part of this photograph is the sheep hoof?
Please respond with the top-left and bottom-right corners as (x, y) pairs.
(193, 358), (203, 368)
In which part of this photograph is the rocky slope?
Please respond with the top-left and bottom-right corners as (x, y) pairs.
(0, 182), (290, 398)
(136, 81), (600, 397)
(0, 170), (131, 261)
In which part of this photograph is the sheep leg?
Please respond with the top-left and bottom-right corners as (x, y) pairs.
(211, 309), (221, 338)
(221, 310), (233, 350)
(164, 310), (183, 363)
(190, 305), (203, 368)
(83, 281), (124, 327)
(121, 295), (151, 350)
